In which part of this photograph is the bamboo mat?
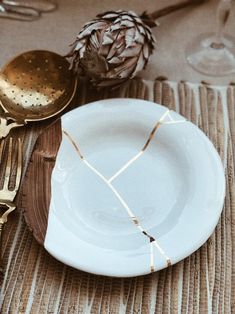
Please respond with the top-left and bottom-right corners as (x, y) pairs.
(0, 78), (234, 313)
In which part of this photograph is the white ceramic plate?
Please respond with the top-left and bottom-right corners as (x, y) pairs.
(44, 98), (225, 277)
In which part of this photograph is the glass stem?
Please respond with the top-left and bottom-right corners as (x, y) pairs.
(213, 0), (231, 48)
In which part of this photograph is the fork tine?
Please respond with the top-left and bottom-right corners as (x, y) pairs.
(0, 140), (4, 163)
(14, 138), (22, 191)
(3, 137), (13, 190)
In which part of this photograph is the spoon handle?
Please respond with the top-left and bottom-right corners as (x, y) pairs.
(0, 117), (24, 139)
(0, 2), (40, 21)
(3, 0), (57, 13)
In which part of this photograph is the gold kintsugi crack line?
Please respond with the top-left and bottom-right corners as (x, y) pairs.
(62, 110), (186, 272)
(141, 109), (170, 152)
(108, 151), (144, 183)
(63, 130), (84, 159)
(108, 110), (170, 183)
(63, 130), (166, 272)
(109, 110), (185, 183)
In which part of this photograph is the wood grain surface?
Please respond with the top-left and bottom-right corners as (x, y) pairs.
(22, 119), (62, 245)
(0, 78), (234, 313)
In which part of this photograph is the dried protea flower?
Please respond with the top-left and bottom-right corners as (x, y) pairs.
(68, 0), (207, 88)
(68, 10), (156, 87)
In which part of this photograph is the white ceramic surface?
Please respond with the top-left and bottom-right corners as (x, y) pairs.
(44, 98), (225, 277)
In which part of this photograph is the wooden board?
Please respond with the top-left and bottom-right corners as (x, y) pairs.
(22, 119), (62, 245)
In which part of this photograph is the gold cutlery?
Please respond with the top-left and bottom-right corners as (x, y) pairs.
(0, 0), (57, 21)
(0, 137), (22, 276)
(0, 50), (77, 139)
(0, 0), (40, 21)
(3, 0), (57, 13)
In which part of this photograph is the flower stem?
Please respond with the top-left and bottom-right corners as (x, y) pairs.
(148, 0), (208, 21)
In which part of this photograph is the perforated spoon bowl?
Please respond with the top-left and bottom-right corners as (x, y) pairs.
(0, 50), (77, 138)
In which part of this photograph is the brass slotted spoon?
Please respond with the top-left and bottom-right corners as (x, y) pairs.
(0, 50), (77, 138)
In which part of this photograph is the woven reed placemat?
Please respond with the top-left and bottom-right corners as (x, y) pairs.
(0, 78), (234, 314)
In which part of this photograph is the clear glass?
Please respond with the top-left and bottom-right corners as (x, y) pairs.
(186, 0), (235, 76)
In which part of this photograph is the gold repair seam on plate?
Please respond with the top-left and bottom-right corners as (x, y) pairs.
(108, 110), (186, 184)
(132, 217), (139, 225)
(141, 122), (161, 152)
(108, 151), (143, 183)
(64, 131), (172, 271)
(63, 130), (84, 159)
(108, 111), (170, 183)
(141, 109), (170, 152)
(61, 108), (188, 271)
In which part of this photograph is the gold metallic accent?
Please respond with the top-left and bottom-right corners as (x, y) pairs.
(132, 217), (139, 225)
(0, 137), (23, 275)
(142, 121), (161, 152)
(62, 110), (186, 271)
(63, 118), (175, 272)
(63, 130), (84, 159)
(141, 110), (186, 152)
(108, 110), (186, 185)
(108, 151), (143, 183)
(141, 109), (169, 151)
(0, 50), (77, 139)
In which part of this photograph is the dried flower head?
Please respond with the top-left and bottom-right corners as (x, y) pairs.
(68, 10), (157, 87)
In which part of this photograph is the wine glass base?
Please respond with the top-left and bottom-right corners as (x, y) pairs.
(186, 33), (235, 76)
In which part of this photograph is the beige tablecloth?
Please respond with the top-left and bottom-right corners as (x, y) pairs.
(1, 0), (235, 85)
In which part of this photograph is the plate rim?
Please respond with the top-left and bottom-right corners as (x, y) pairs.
(44, 98), (226, 277)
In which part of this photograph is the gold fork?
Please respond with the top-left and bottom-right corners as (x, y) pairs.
(0, 137), (22, 275)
